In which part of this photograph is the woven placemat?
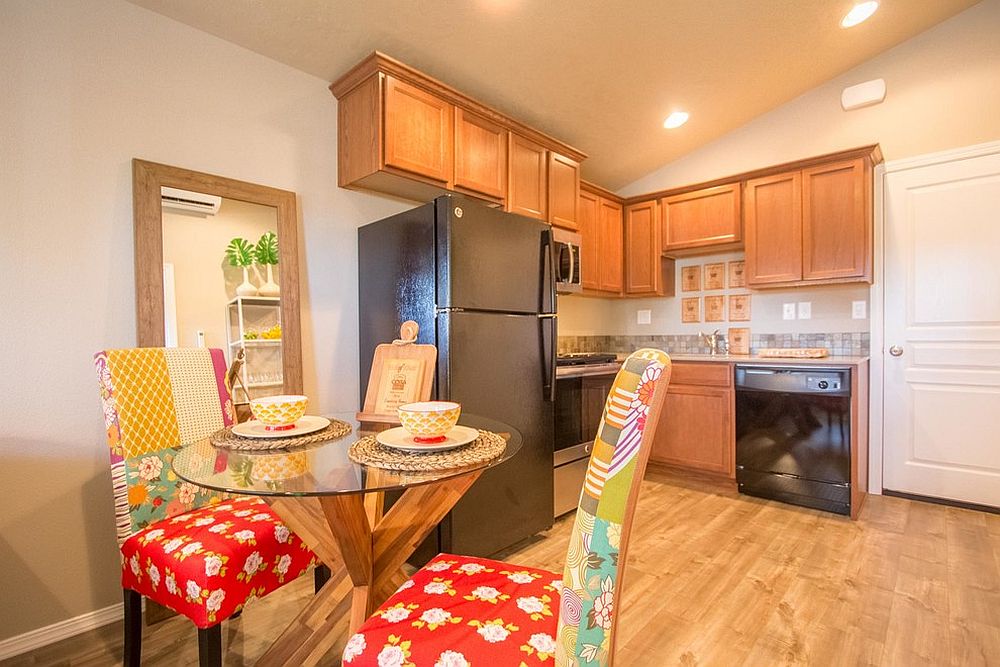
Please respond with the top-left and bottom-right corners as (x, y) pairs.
(210, 418), (353, 451)
(348, 430), (507, 471)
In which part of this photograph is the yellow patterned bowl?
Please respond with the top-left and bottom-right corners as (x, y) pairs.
(249, 395), (308, 431)
(398, 401), (461, 442)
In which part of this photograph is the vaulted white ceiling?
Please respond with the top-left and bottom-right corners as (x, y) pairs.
(129, 0), (979, 189)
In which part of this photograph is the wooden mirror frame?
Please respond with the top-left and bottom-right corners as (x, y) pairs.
(132, 159), (303, 393)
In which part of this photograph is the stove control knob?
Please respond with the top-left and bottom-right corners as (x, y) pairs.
(818, 380), (829, 390)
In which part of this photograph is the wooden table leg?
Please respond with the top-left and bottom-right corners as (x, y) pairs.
(258, 470), (483, 666)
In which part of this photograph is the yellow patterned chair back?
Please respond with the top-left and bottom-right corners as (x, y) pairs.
(94, 348), (237, 544)
(555, 348), (671, 666)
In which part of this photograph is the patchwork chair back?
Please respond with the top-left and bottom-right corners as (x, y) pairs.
(95, 347), (316, 666)
(96, 347), (235, 540)
(344, 348), (671, 667)
(554, 348), (670, 664)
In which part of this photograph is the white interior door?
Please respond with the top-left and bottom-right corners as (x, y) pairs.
(883, 147), (1000, 507)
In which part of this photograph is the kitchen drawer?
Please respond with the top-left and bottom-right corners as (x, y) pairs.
(670, 361), (732, 387)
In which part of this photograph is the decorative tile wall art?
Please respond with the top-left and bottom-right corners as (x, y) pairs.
(681, 265), (701, 292)
(729, 294), (751, 321)
(703, 262), (725, 290)
(704, 295), (725, 322)
(681, 297), (700, 323)
(728, 327), (750, 355)
(728, 260), (746, 288)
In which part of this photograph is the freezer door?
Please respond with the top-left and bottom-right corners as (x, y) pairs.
(436, 310), (555, 555)
(435, 196), (555, 314)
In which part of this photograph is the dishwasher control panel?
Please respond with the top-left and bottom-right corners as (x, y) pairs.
(735, 366), (850, 395)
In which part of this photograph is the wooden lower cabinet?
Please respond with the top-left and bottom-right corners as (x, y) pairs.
(651, 363), (734, 477)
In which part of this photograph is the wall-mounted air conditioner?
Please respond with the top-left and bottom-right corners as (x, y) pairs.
(161, 186), (222, 216)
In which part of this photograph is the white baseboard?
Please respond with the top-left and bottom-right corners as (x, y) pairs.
(0, 602), (122, 660)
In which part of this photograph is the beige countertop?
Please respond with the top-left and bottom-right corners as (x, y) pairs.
(614, 352), (869, 366)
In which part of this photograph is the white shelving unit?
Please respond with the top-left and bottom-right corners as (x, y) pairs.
(226, 296), (284, 399)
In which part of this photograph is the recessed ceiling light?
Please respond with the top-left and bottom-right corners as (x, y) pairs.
(841, 1), (879, 28)
(663, 111), (689, 129)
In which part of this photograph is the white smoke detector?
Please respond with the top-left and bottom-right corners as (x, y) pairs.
(841, 78), (886, 111)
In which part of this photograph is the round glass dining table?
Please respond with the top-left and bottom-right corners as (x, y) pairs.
(171, 412), (522, 665)
(173, 412), (521, 496)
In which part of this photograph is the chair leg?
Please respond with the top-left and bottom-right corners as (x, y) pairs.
(123, 589), (142, 667)
(314, 563), (331, 593)
(198, 624), (222, 667)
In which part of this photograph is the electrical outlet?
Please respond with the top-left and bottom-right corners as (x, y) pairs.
(852, 300), (867, 319)
(798, 302), (812, 320)
(783, 303), (796, 320)
(637, 309), (652, 325)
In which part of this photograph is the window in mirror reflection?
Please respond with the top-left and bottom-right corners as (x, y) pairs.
(161, 188), (284, 399)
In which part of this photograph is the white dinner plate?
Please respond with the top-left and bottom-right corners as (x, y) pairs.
(232, 415), (331, 439)
(376, 425), (479, 452)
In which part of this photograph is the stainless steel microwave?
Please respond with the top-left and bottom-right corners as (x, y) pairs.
(552, 228), (582, 294)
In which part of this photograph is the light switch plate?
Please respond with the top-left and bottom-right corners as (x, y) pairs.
(783, 303), (796, 320)
(637, 309), (651, 325)
(852, 300), (867, 319)
(798, 302), (812, 320)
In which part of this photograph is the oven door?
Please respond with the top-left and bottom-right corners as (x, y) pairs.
(554, 371), (615, 516)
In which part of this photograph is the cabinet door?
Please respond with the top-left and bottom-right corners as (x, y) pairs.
(384, 76), (453, 183)
(661, 183), (741, 252)
(802, 158), (870, 281)
(598, 198), (623, 293)
(650, 384), (734, 477)
(548, 152), (581, 230)
(624, 200), (661, 294)
(745, 171), (802, 285)
(454, 108), (507, 200)
(578, 189), (601, 291)
(507, 133), (548, 220)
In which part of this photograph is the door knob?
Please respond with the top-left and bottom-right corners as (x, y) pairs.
(889, 345), (904, 357)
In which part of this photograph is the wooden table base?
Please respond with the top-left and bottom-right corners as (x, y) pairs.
(256, 471), (483, 666)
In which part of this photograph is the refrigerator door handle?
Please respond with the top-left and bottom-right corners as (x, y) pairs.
(539, 313), (557, 402)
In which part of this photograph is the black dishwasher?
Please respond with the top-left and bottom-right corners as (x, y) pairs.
(735, 365), (852, 515)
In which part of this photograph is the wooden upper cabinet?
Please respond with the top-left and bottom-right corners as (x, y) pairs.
(802, 158), (870, 282)
(598, 198), (623, 293)
(548, 152), (581, 230)
(453, 108), (507, 201)
(745, 171), (803, 286)
(331, 53), (586, 205)
(383, 76), (453, 184)
(625, 200), (673, 296)
(660, 183), (741, 254)
(507, 133), (548, 220)
(578, 189), (601, 291)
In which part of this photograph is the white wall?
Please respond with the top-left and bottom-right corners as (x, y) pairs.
(0, 0), (410, 640)
(560, 0), (1000, 340)
(620, 0), (1000, 196)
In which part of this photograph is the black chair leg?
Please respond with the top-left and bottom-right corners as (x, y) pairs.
(314, 564), (331, 593)
(198, 623), (222, 667)
(123, 589), (142, 667)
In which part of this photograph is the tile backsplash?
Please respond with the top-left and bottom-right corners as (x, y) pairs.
(558, 332), (870, 357)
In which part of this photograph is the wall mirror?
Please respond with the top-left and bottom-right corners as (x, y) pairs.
(133, 159), (303, 398)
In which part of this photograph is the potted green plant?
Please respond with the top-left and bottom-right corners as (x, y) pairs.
(225, 237), (258, 296)
(255, 231), (280, 297)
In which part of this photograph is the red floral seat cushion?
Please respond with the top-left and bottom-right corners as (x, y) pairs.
(120, 495), (317, 628)
(343, 554), (561, 666)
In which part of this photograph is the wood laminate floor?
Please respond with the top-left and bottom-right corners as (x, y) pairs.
(5, 467), (998, 666)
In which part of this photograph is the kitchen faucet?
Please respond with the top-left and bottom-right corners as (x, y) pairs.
(700, 329), (727, 356)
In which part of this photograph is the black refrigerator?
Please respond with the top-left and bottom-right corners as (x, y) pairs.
(358, 194), (556, 559)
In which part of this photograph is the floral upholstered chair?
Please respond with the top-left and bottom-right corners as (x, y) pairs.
(343, 349), (672, 666)
(94, 347), (318, 666)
